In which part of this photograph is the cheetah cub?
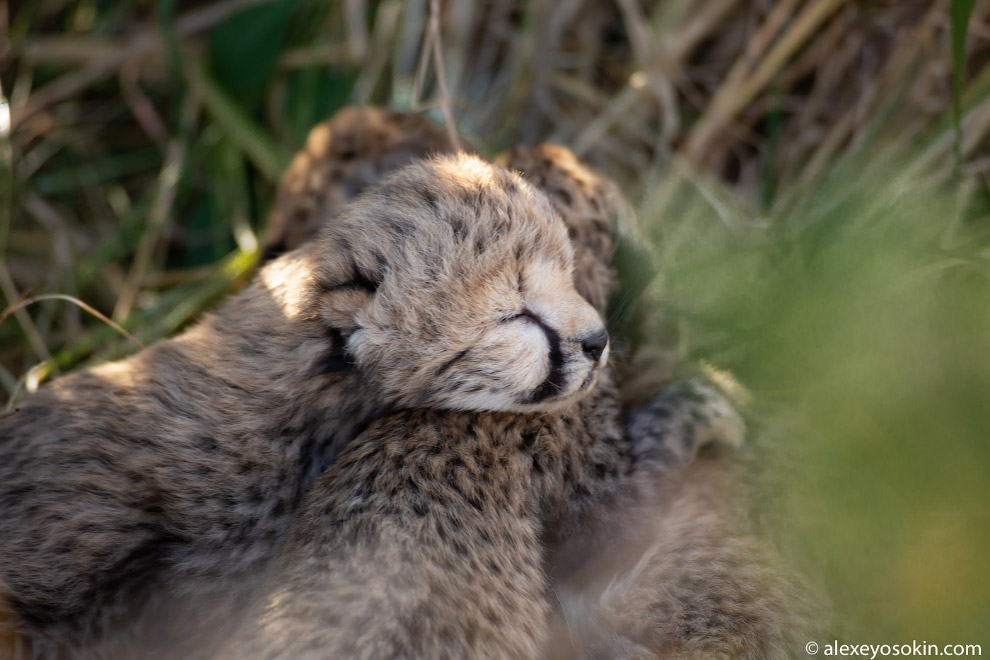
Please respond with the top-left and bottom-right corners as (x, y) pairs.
(235, 110), (807, 660)
(217, 145), (736, 660)
(0, 154), (607, 658)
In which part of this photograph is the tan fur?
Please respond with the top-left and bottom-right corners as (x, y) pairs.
(0, 153), (607, 658)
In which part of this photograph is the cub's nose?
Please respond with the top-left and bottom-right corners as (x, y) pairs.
(581, 329), (609, 363)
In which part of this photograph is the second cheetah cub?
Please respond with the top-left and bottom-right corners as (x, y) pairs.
(0, 154), (606, 659)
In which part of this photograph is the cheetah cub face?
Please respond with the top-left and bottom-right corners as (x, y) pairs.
(299, 153), (609, 413)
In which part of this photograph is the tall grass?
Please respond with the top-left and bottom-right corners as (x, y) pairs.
(642, 136), (990, 644)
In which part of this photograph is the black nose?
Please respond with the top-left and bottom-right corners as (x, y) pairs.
(581, 329), (608, 362)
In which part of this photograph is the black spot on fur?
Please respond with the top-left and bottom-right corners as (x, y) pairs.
(467, 495), (484, 513)
(415, 182), (439, 211)
(435, 349), (470, 377)
(450, 218), (468, 241)
(519, 431), (538, 452)
(553, 187), (573, 206)
(388, 216), (411, 236)
(370, 249), (387, 274)
(198, 436), (220, 453)
(294, 432), (334, 481)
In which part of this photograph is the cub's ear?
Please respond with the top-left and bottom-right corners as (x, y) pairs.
(316, 259), (382, 334)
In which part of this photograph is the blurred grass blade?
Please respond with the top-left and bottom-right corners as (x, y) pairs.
(209, 0), (300, 109)
(951, 0), (978, 165)
(51, 248), (257, 373)
(184, 52), (289, 181)
(1, 294), (143, 349)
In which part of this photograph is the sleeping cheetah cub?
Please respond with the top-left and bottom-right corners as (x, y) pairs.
(0, 154), (607, 658)
(217, 144), (741, 659)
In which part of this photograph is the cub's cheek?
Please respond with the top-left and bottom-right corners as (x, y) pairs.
(478, 324), (550, 392)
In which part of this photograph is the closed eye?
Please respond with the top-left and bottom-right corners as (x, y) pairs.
(332, 280), (378, 293)
(333, 261), (381, 293)
(501, 309), (541, 326)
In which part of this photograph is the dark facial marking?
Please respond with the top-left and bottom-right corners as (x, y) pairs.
(523, 311), (566, 404)
(330, 259), (380, 293)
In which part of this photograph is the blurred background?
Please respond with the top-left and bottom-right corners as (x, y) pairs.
(2, 0), (989, 651)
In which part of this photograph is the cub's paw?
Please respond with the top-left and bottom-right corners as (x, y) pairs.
(625, 378), (744, 470)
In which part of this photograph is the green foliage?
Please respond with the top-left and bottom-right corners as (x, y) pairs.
(284, 67), (360, 147)
(643, 148), (990, 645)
(951, 0), (979, 163)
(209, 0), (301, 112)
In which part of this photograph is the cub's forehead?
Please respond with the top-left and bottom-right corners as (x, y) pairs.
(325, 153), (574, 267)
